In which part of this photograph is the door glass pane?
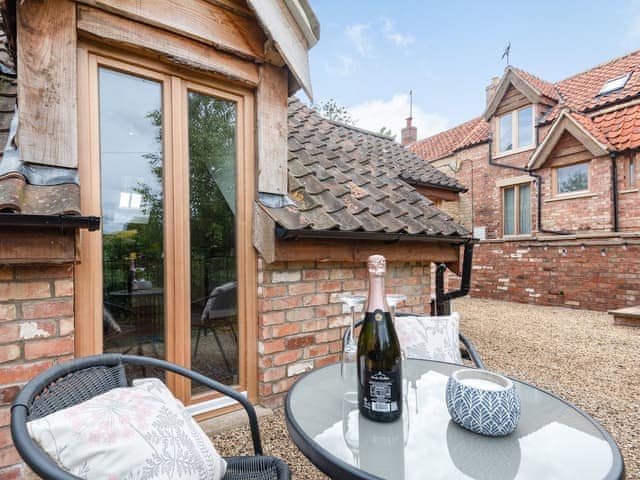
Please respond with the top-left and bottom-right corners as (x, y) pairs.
(499, 113), (512, 152)
(504, 187), (515, 235)
(518, 107), (533, 147)
(518, 184), (531, 234)
(188, 91), (238, 393)
(99, 68), (165, 378)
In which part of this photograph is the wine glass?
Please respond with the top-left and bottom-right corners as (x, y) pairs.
(386, 293), (407, 319)
(338, 294), (366, 403)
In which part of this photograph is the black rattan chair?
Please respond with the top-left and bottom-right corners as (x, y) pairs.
(11, 354), (290, 480)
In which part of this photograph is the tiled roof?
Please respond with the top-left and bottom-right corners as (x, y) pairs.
(409, 117), (489, 162)
(260, 98), (470, 240)
(509, 66), (559, 101)
(414, 49), (640, 159)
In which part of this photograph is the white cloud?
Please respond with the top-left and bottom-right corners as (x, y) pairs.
(348, 94), (448, 141)
(382, 18), (415, 47)
(346, 23), (372, 56)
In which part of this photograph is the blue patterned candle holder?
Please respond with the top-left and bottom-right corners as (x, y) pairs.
(446, 369), (521, 437)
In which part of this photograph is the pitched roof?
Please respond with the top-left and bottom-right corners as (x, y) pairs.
(409, 117), (489, 162)
(260, 98), (470, 240)
(414, 49), (640, 160)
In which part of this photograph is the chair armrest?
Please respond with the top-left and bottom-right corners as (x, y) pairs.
(458, 333), (485, 369)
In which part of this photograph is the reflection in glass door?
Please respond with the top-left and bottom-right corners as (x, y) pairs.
(99, 67), (166, 374)
(188, 91), (239, 394)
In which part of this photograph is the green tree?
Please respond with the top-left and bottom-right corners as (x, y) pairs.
(378, 126), (396, 140)
(313, 98), (354, 125)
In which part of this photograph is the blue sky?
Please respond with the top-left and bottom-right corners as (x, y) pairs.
(306, 0), (640, 139)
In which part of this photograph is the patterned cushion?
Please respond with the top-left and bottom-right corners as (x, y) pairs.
(27, 378), (227, 480)
(394, 312), (462, 364)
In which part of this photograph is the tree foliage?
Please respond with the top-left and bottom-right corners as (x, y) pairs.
(313, 98), (355, 125)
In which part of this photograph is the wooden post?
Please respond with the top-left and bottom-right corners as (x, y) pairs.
(256, 64), (288, 195)
(17, 0), (77, 168)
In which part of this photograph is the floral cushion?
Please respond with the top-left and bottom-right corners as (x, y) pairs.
(394, 312), (462, 364)
(27, 378), (227, 480)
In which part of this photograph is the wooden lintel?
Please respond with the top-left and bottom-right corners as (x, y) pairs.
(75, 0), (266, 62)
(252, 203), (276, 264)
(0, 228), (76, 265)
(77, 5), (260, 86)
(414, 185), (460, 202)
(272, 238), (460, 264)
(17, 0), (77, 168)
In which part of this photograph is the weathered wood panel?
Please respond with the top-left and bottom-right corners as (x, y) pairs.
(256, 64), (288, 195)
(495, 85), (530, 116)
(0, 229), (75, 264)
(76, 0), (266, 61)
(272, 238), (460, 263)
(17, 0), (77, 168)
(77, 5), (260, 86)
(548, 131), (592, 167)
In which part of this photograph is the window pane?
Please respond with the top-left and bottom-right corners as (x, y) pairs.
(630, 158), (635, 187)
(499, 113), (512, 152)
(99, 68), (166, 377)
(504, 187), (515, 235)
(518, 107), (533, 147)
(557, 163), (588, 193)
(518, 184), (531, 234)
(188, 91), (239, 393)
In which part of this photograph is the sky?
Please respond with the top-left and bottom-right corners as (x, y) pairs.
(305, 0), (640, 140)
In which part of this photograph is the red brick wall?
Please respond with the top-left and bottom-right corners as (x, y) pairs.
(0, 264), (74, 479)
(257, 259), (431, 408)
(455, 238), (640, 311)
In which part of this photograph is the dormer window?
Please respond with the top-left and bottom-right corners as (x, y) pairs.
(497, 105), (534, 154)
(598, 73), (631, 96)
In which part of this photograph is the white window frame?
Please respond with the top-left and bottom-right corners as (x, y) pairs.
(496, 105), (535, 155)
(500, 178), (532, 237)
(554, 162), (590, 196)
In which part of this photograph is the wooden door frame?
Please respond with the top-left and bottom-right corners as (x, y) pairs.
(75, 44), (258, 407)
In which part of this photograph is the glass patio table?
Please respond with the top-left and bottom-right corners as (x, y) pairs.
(285, 359), (624, 480)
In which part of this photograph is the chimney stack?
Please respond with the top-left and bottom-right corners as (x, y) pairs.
(401, 117), (417, 146)
(486, 76), (501, 106)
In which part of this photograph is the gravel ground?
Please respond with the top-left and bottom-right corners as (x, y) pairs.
(211, 298), (639, 479)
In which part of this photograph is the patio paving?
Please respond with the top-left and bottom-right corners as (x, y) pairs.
(210, 297), (639, 479)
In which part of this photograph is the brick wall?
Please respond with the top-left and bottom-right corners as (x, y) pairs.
(451, 238), (639, 311)
(257, 259), (431, 408)
(0, 264), (75, 479)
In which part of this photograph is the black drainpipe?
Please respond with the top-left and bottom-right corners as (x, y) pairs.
(433, 240), (474, 315)
(487, 137), (570, 235)
(610, 152), (619, 232)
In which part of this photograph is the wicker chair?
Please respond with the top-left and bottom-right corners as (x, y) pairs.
(11, 354), (290, 480)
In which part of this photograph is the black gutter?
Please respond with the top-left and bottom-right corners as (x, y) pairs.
(487, 137), (571, 235)
(275, 226), (470, 245)
(405, 178), (468, 194)
(610, 152), (619, 232)
(434, 240), (474, 315)
(0, 213), (101, 231)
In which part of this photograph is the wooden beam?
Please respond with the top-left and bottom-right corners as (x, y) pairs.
(413, 185), (459, 202)
(256, 64), (288, 195)
(77, 5), (260, 86)
(271, 238), (460, 263)
(76, 0), (266, 62)
(0, 229), (75, 264)
(252, 203), (277, 263)
(17, 0), (77, 168)
(245, 0), (312, 98)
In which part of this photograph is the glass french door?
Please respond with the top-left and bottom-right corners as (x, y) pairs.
(78, 50), (254, 406)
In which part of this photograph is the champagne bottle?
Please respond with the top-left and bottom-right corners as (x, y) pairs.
(357, 254), (402, 422)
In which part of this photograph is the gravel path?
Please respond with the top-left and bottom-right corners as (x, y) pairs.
(211, 298), (639, 479)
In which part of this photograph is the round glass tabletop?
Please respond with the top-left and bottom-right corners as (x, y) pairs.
(285, 360), (623, 480)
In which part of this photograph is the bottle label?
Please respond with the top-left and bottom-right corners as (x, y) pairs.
(363, 371), (399, 413)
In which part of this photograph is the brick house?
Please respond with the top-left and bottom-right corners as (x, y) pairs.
(409, 51), (640, 311)
(0, 1), (470, 476)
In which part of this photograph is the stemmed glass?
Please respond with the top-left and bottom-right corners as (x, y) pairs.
(386, 293), (407, 319)
(339, 294), (366, 403)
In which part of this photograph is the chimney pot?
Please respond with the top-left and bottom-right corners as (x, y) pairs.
(401, 117), (417, 146)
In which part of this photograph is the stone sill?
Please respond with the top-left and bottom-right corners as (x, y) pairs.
(493, 145), (536, 160)
(620, 188), (638, 194)
(544, 192), (598, 202)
